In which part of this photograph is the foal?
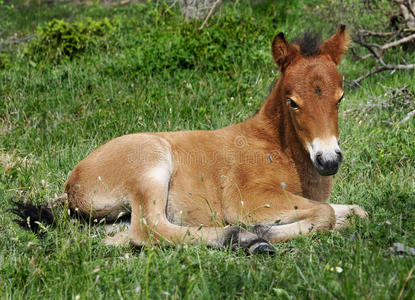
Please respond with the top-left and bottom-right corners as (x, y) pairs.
(14, 26), (367, 253)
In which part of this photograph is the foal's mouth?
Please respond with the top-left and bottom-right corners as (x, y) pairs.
(306, 137), (343, 176)
(312, 154), (343, 176)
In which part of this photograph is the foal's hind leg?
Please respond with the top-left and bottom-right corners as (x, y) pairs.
(105, 174), (272, 252)
(105, 136), (272, 252)
(129, 161), (271, 252)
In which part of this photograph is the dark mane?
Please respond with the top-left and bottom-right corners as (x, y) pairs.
(294, 30), (322, 56)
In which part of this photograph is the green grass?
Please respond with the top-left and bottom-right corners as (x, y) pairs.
(1, 0), (414, 299)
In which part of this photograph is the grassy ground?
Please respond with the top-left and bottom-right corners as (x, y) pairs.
(1, 1), (414, 299)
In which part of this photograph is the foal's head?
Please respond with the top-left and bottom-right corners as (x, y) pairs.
(272, 26), (349, 176)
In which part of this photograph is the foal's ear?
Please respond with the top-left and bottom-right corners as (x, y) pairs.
(271, 32), (298, 71)
(320, 25), (350, 65)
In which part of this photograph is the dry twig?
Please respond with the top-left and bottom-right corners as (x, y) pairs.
(343, 84), (415, 126)
(398, 109), (415, 125)
(199, 0), (222, 30)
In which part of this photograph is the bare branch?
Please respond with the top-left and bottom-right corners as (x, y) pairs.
(5, 35), (34, 44)
(361, 53), (374, 59)
(319, 0), (415, 84)
(199, 0), (222, 30)
(161, 0), (179, 16)
(397, 0), (415, 27)
(352, 2), (415, 85)
(351, 63), (415, 86)
(167, 0), (179, 11)
(405, 0), (415, 17)
(379, 32), (415, 52)
(358, 30), (396, 37)
(355, 33), (415, 59)
(398, 109), (415, 125)
(351, 66), (387, 86)
(344, 84), (414, 127)
(354, 36), (381, 58)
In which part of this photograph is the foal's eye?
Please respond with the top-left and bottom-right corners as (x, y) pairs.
(337, 94), (344, 105)
(287, 98), (299, 110)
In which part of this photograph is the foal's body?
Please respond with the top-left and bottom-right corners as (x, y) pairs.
(37, 27), (368, 251)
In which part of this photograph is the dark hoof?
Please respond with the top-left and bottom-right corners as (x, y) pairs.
(249, 241), (275, 255)
(222, 226), (243, 249)
(130, 244), (144, 253)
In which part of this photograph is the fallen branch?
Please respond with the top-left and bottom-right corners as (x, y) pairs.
(344, 85), (415, 127)
(0, 34), (34, 53)
(398, 109), (415, 125)
(352, 63), (415, 86)
(167, 0), (179, 11)
(379, 32), (415, 53)
(199, 0), (222, 30)
(161, 0), (179, 16)
(358, 29), (396, 37)
(2, 34), (34, 45)
(351, 0), (415, 84)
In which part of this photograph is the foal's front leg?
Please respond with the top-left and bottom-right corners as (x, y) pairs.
(329, 204), (368, 229)
(251, 193), (368, 243)
(238, 192), (337, 243)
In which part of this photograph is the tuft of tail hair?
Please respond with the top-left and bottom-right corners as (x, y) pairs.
(9, 199), (57, 233)
(9, 196), (130, 233)
(8, 195), (81, 233)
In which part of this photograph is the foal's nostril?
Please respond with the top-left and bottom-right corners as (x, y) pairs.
(316, 152), (323, 166)
(335, 150), (343, 161)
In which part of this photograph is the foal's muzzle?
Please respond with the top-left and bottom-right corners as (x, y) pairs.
(314, 150), (343, 176)
(307, 137), (343, 176)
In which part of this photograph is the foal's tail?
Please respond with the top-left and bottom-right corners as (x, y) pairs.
(9, 195), (129, 233)
(9, 195), (74, 233)
(9, 199), (56, 232)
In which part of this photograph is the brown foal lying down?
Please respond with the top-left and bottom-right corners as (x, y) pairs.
(12, 25), (367, 253)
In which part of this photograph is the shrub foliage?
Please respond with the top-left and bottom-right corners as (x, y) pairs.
(24, 18), (116, 62)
